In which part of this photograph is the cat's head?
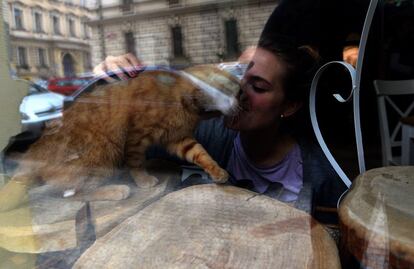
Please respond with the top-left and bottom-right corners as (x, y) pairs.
(180, 64), (241, 117)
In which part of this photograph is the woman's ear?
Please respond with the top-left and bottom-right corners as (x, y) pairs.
(282, 101), (302, 118)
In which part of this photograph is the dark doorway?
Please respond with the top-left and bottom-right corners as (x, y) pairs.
(62, 53), (75, 77)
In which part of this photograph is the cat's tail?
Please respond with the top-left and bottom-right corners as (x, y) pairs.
(0, 174), (32, 212)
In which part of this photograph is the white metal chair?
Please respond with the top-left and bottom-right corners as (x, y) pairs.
(401, 116), (414, 165)
(373, 79), (414, 166)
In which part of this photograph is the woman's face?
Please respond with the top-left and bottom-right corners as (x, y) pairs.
(226, 47), (294, 131)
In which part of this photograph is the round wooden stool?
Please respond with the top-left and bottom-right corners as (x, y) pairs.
(339, 166), (414, 269)
(75, 184), (340, 269)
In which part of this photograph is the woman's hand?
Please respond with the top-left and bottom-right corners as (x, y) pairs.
(93, 53), (143, 82)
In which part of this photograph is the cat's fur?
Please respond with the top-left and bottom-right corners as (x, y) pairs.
(0, 65), (240, 211)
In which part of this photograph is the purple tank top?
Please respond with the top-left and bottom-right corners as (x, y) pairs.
(226, 134), (303, 202)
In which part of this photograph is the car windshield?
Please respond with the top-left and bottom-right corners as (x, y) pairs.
(27, 83), (48, 95)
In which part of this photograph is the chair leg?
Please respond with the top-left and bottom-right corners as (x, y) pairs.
(401, 124), (413, 165)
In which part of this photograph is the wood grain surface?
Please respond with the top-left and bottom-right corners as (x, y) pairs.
(339, 166), (414, 269)
(0, 159), (181, 254)
(75, 184), (340, 269)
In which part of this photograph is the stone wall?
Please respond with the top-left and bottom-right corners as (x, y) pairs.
(91, 1), (277, 66)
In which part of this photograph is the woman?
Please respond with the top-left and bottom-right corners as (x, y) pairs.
(192, 38), (346, 209)
(94, 38), (346, 211)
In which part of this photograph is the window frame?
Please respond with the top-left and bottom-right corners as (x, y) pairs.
(33, 10), (43, 33)
(224, 18), (240, 60)
(37, 47), (48, 68)
(168, 0), (180, 7)
(68, 17), (76, 37)
(171, 25), (184, 58)
(13, 7), (24, 31)
(121, 0), (133, 13)
(124, 31), (136, 55)
(17, 46), (28, 69)
(51, 13), (61, 35)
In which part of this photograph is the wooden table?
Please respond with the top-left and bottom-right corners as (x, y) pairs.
(339, 166), (414, 269)
(0, 161), (335, 268)
(401, 116), (414, 165)
(0, 160), (181, 268)
(74, 184), (340, 269)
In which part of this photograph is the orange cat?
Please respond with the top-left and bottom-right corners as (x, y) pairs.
(0, 65), (240, 211)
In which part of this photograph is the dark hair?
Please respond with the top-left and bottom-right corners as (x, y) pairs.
(257, 37), (320, 138)
(258, 36), (320, 103)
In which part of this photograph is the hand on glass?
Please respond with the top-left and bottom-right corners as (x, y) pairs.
(93, 53), (143, 82)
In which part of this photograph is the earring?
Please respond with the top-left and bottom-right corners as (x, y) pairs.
(280, 114), (284, 118)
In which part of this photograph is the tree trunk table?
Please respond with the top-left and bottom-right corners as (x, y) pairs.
(74, 184), (340, 269)
(339, 166), (414, 269)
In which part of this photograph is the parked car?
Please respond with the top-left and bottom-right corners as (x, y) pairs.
(48, 76), (93, 96)
(20, 81), (66, 133)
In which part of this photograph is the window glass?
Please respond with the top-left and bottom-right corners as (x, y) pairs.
(171, 25), (183, 58)
(34, 11), (42, 32)
(0, 1), (412, 268)
(224, 19), (239, 60)
(38, 48), (47, 67)
(13, 7), (24, 30)
(68, 18), (76, 37)
(124, 31), (136, 55)
(17, 46), (27, 67)
(52, 15), (60, 35)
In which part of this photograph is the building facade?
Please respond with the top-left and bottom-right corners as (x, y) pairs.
(89, 0), (278, 67)
(5, 0), (94, 80)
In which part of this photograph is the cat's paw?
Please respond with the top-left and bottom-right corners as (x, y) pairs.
(87, 185), (131, 201)
(108, 185), (131, 200)
(0, 181), (28, 212)
(210, 167), (229, 184)
(130, 168), (160, 188)
(135, 174), (160, 188)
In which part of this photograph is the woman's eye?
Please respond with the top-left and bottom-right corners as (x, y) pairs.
(252, 85), (267, 93)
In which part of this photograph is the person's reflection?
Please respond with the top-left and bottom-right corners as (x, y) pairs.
(342, 33), (360, 67)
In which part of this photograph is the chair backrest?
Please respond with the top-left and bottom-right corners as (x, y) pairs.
(373, 79), (414, 166)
